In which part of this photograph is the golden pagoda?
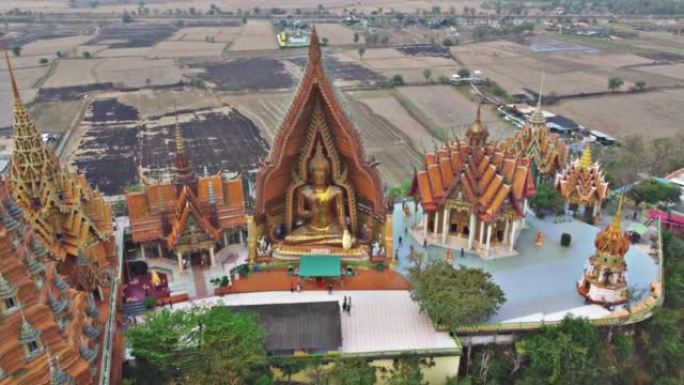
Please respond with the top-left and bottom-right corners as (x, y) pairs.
(409, 105), (536, 257)
(577, 196), (629, 305)
(501, 78), (568, 182)
(554, 142), (609, 224)
(3, 51), (115, 296)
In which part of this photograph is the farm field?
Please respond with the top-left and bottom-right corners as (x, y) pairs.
(229, 20), (278, 51)
(396, 85), (513, 139)
(21, 35), (93, 56)
(314, 24), (364, 46)
(170, 26), (242, 43)
(552, 89), (684, 139)
(147, 41), (225, 58)
(29, 100), (84, 135)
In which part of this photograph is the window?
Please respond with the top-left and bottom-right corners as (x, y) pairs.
(26, 341), (39, 354)
(4, 297), (16, 310)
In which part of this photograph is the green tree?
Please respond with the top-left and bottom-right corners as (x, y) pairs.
(327, 357), (377, 385)
(628, 179), (681, 207)
(39, 58), (49, 65)
(82, 51), (91, 59)
(11, 45), (21, 57)
(391, 74), (404, 86)
(253, 6), (260, 14)
(122, 11), (133, 23)
(608, 77), (624, 92)
(357, 47), (365, 60)
(321, 37), (329, 45)
(353, 32), (359, 43)
(635, 80), (646, 91)
(383, 354), (431, 385)
(458, 68), (471, 78)
(422, 68), (431, 82)
(530, 181), (564, 217)
(272, 357), (312, 384)
(409, 260), (505, 329)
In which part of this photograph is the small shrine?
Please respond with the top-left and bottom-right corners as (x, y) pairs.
(126, 119), (246, 271)
(555, 143), (609, 224)
(249, 27), (392, 264)
(409, 105), (536, 257)
(577, 197), (629, 305)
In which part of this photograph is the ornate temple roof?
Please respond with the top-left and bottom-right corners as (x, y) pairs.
(254, 27), (385, 219)
(0, 179), (98, 385)
(500, 88), (568, 179)
(554, 143), (609, 206)
(411, 106), (536, 221)
(594, 196), (630, 258)
(3, 52), (114, 290)
(126, 125), (246, 246)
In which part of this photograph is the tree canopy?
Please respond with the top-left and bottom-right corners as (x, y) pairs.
(409, 260), (505, 329)
(628, 179), (681, 207)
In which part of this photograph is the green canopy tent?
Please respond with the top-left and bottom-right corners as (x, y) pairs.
(299, 256), (341, 278)
(627, 223), (648, 237)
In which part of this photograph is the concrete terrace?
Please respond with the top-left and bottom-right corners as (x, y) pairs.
(393, 202), (660, 324)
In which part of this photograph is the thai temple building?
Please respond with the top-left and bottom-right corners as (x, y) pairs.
(577, 197), (629, 305)
(126, 118), (247, 271)
(555, 143), (609, 224)
(249, 27), (392, 264)
(500, 91), (568, 182)
(3, 52), (114, 300)
(0, 178), (104, 385)
(409, 105), (536, 257)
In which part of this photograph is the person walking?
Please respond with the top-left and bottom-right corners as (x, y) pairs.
(327, 283), (333, 295)
(342, 296), (348, 313)
(347, 296), (352, 315)
(460, 247), (465, 258)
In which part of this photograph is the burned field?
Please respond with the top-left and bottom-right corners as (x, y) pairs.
(73, 98), (268, 196)
(37, 83), (115, 102)
(86, 25), (177, 48)
(289, 56), (380, 82)
(396, 44), (451, 58)
(192, 58), (294, 91)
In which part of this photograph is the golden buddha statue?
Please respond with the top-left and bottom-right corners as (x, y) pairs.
(284, 142), (354, 248)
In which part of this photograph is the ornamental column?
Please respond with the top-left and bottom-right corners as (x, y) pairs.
(223, 231), (229, 246)
(479, 220), (485, 247)
(522, 199), (528, 227)
(509, 220), (518, 252)
(433, 210), (440, 236)
(239, 228), (245, 245)
(468, 213), (476, 250)
(593, 203), (601, 218)
(485, 224), (492, 253)
(422, 212), (428, 241)
(140, 244), (146, 259)
(503, 218), (510, 245)
(157, 243), (163, 258)
(176, 251), (183, 272)
(441, 207), (449, 245)
(209, 246), (216, 267)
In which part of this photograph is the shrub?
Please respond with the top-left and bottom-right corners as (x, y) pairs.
(437, 75), (450, 84)
(220, 275), (230, 287)
(561, 233), (572, 247)
(374, 263), (386, 271)
(143, 296), (157, 309)
(391, 74), (404, 86)
(39, 58), (49, 65)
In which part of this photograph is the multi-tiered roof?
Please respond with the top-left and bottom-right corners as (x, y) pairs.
(0, 178), (102, 385)
(411, 106), (536, 222)
(554, 143), (609, 207)
(3, 52), (114, 293)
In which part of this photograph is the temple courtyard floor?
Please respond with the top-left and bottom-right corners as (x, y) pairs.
(393, 202), (661, 324)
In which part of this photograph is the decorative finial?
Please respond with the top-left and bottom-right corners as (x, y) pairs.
(537, 71), (545, 109)
(3, 50), (21, 101)
(578, 142), (593, 169)
(471, 103), (482, 133)
(612, 194), (624, 230)
(174, 102), (184, 155)
(309, 141), (329, 172)
(309, 26), (321, 64)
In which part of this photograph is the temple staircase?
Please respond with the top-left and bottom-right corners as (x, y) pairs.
(191, 266), (209, 299)
(122, 300), (148, 317)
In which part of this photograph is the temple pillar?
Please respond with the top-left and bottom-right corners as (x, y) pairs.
(223, 231), (228, 247)
(485, 224), (492, 253)
(385, 214), (394, 269)
(140, 244), (146, 260)
(522, 199), (528, 227)
(246, 215), (256, 266)
(468, 213), (476, 250)
(209, 246), (216, 267)
(433, 211), (440, 235)
(593, 202), (601, 218)
(422, 212), (428, 241)
(176, 251), (183, 272)
(479, 220), (485, 247)
(564, 201), (570, 215)
(239, 228), (245, 245)
(503, 219), (510, 245)
(509, 220), (518, 252)
(441, 207), (449, 245)
(157, 243), (163, 258)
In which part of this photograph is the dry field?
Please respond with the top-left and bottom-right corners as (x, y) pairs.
(4, 55), (53, 69)
(75, 45), (110, 57)
(338, 47), (460, 83)
(97, 48), (152, 58)
(94, 57), (194, 87)
(228, 20), (278, 51)
(146, 41), (225, 58)
(170, 26), (242, 43)
(553, 89), (684, 139)
(452, 39), (684, 95)
(42, 59), (99, 87)
(633, 63), (684, 81)
(21, 35), (93, 57)
(396, 85), (513, 139)
(116, 88), (227, 119)
(218, 92), (294, 144)
(314, 24), (364, 46)
(29, 100), (84, 134)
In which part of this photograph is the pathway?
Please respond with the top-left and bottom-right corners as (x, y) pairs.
(192, 266), (209, 299)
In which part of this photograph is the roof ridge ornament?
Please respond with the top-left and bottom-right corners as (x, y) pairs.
(309, 26), (321, 65)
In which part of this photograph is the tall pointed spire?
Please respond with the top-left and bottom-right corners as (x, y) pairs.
(528, 71), (546, 127)
(309, 26), (321, 65)
(465, 103), (489, 148)
(4, 50), (21, 101)
(612, 194), (624, 231)
(4, 49), (61, 209)
(578, 142), (593, 169)
(172, 106), (195, 186)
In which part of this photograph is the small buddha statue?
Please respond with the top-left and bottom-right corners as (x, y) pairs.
(285, 142), (354, 248)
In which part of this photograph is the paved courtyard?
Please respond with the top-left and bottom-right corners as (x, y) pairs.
(393, 202), (660, 323)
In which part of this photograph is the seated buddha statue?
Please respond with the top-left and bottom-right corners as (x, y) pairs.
(284, 143), (354, 249)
